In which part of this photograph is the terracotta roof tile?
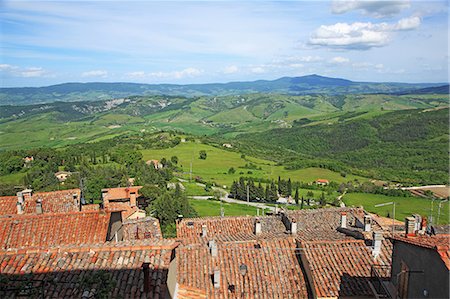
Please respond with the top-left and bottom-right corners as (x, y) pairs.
(123, 216), (163, 240)
(176, 215), (286, 241)
(102, 186), (142, 201)
(0, 211), (110, 249)
(300, 239), (392, 298)
(0, 240), (177, 298)
(0, 189), (81, 216)
(177, 237), (308, 298)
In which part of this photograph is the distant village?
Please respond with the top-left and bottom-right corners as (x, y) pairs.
(0, 184), (448, 298)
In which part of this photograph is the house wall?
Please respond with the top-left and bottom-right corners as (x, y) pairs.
(391, 241), (449, 299)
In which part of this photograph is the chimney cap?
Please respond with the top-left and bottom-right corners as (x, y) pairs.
(341, 212), (347, 216)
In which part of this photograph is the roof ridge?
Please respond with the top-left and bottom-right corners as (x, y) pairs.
(0, 209), (109, 220)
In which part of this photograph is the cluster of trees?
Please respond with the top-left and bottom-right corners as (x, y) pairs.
(229, 176), (294, 203)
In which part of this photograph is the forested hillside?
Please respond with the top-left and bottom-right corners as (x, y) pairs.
(236, 108), (449, 184)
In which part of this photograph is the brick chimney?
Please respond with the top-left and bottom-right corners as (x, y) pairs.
(213, 270), (220, 289)
(291, 219), (297, 234)
(36, 200), (43, 214)
(17, 192), (24, 204)
(201, 224), (207, 237)
(364, 215), (372, 232)
(340, 212), (347, 228)
(372, 231), (383, 258)
(130, 191), (137, 207)
(255, 219), (262, 235)
(405, 216), (416, 236)
(209, 240), (218, 257)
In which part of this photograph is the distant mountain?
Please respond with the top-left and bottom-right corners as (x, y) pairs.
(392, 84), (449, 95)
(0, 75), (444, 105)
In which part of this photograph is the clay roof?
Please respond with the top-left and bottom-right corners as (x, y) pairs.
(0, 196), (17, 216)
(300, 239), (392, 298)
(286, 207), (368, 241)
(0, 211), (110, 249)
(81, 203), (100, 211)
(176, 215), (287, 241)
(0, 189), (81, 216)
(177, 237), (308, 298)
(0, 240), (177, 299)
(102, 186), (142, 201)
(316, 179), (329, 183)
(123, 216), (163, 240)
(392, 234), (450, 269)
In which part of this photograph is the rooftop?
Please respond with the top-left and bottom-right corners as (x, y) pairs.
(176, 215), (287, 241)
(176, 237), (308, 298)
(300, 238), (392, 298)
(122, 216), (163, 240)
(0, 239), (177, 299)
(0, 210), (110, 249)
(0, 189), (81, 216)
(101, 186), (142, 201)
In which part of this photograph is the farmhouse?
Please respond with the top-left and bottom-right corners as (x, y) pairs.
(54, 170), (72, 182)
(146, 159), (163, 169)
(315, 178), (329, 186)
(101, 186), (146, 219)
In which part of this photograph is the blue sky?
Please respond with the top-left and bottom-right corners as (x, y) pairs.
(0, 0), (448, 87)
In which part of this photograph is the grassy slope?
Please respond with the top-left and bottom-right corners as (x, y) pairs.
(343, 193), (449, 225)
(141, 142), (367, 187)
(189, 199), (270, 216)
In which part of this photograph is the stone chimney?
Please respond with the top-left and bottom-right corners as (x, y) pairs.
(17, 192), (24, 204)
(201, 224), (207, 237)
(36, 200), (43, 214)
(16, 201), (23, 214)
(22, 189), (32, 201)
(213, 270), (220, 289)
(209, 240), (218, 257)
(413, 214), (422, 232)
(291, 219), (297, 234)
(364, 215), (372, 232)
(405, 216), (416, 236)
(372, 231), (383, 258)
(255, 219), (262, 235)
(340, 212), (347, 228)
(130, 191), (137, 207)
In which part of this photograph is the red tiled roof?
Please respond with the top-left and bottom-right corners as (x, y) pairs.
(392, 234), (450, 269)
(0, 189), (81, 216)
(316, 179), (329, 183)
(123, 216), (162, 240)
(0, 211), (110, 249)
(0, 196), (17, 216)
(0, 240), (177, 299)
(177, 237), (308, 298)
(81, 203), (100, 211)
(300, 239), (392, 298)
(102, 186), (142, 201)
(286, 207), (367, 241)
(176, 215), (286, 241)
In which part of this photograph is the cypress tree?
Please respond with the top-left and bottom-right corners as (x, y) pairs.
(287, 178), (292, 196)
(294, 187), (299, 204)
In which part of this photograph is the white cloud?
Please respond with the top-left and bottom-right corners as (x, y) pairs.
(251, 67), (265, 74)
(331, 0), (410, 18)
(125, 71), (146, 79)
(223, 65), (239, 74)
(352, 62), (384, 71)
(0, 64), (50, 78)
(330, 56), (350, 64)
(124, 68), (203, 80)
(81, 70), (108, 78)
(19, 67), (47, 78)
(309, 16), (421, 50)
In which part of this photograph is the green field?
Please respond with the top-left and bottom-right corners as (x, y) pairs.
(142, 142), (367, 187)
(343, 192), (449, 225)
(189, 199), (270, 217)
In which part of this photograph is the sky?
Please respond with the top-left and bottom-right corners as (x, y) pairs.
(0, 0), (448, 87)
